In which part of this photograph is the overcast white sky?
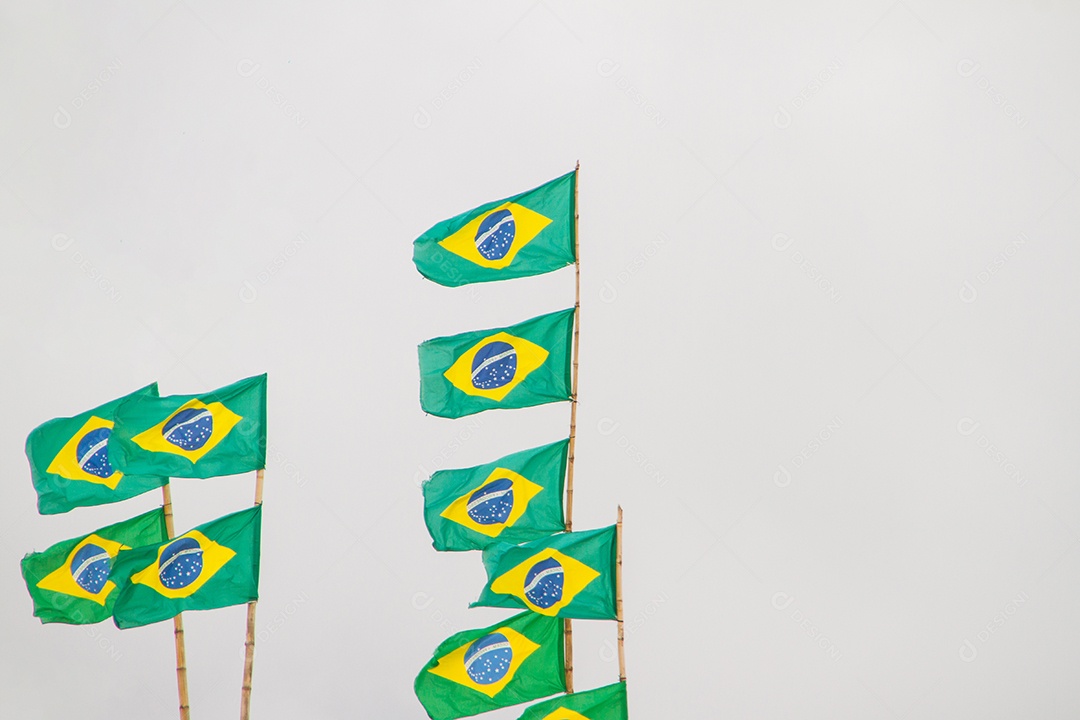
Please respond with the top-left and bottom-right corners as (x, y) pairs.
(3, 1), (1080, 718)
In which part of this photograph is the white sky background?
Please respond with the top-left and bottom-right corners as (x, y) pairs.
(2, 1), (1079, 718)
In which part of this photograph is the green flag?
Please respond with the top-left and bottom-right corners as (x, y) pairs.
(26, 383), (169, 514)
(419, 309), (574, 419)
(516, 682), (629, 720)
(472, 526), (617, 620)
(413, 170), (576, 287)
(424, 439), (568, 552)
(414, 611), (565, 720)
(20, 508), (168, 625)
(109, 505), (261, 629)
(109, 374), (267, 479)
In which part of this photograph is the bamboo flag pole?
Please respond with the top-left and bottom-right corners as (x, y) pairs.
(161, 482), (192, 720)
(616, 505), (626, 682)
(563, 160), (582, 694)
(239, 468), (265, 720)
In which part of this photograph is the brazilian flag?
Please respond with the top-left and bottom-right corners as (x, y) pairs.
(109, 374), (266, 479)
(20, 508), (168, 625)
(419, 309), (574, 419)
(26, 383), (169, 514)
(424, 439), (568, 552)
(517, 682), (629, 720)
(472, 526), (616, 620)
(413, 170), (576, 287)
(414, 611), (565, 720)
(109, 506), (261, 629)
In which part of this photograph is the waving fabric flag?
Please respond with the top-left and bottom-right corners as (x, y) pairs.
(413, 170), (576, 287)
(109, 505), (261, 629)
(26, 383), (168, 514)
(415, 610), (565, 720)
(423, 439), (568, 551)
(419, 309), (574, 419)
(515, 682), (628, 720)
(20, 508), (168, 625)
(472, 526), (617, 620)
(109, 374), (267, 479)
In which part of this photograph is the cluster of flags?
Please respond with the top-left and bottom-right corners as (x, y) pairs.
(20, 375), (266, 637)
(412, 169), (629, 720)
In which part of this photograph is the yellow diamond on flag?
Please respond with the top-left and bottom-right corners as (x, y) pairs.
(45, 416), (123, 489)
(490, 549), (600, 616)
(131, 399), (242, 463)
(443, 332), (550, 402)
(36, 534), (130, 605)
(541, 709), (591, 720)
(131, 530), (236, 600)
(427, 626), (540, 698)
(439, 468), (545, 538)
(438, 202), (552, 270)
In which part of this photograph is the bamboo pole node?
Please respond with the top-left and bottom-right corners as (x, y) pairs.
(161, 483), (192, 720)
(616, 505), (626, 682)
(240, 469), (265, 720)
(562, 160), (582, 694)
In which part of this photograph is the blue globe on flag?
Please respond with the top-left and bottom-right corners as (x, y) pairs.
(162, 408), (214, 451)
(464, 632), (513, 685)
(467, 478), (515, 525)
(474, 209), (516, 261)
(158, 537), (204, 589)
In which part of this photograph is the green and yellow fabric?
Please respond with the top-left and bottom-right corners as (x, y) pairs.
(472, 526), (617, 620)
(109, 505), (261, 629)
(413, 171), (576, 287)
(516, 682), (629, 720)
(26, 384), (168, 514)
(414, 610), (565, 720)
(419, 310), (574, 419)
(423, 439), (568, 551)
(109, 374), (266, 479)
(20, 508), (168, 624)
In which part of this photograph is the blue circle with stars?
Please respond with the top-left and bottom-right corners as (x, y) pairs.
(524, 557), (564, 609)
(464, 632), (513, 685)
(474, 209), (516, 261)
(70, 543), (111, 594)
(471, 341), (517, 390)
(158, 537), (204, 589)
(163, 408), (214, 451)
(76, 427), (114, 479)
(467, 478), (515, 525)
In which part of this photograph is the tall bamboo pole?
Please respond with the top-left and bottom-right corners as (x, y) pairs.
(616, 505), (626, 682)
(161, 482), (191, 720)
(240, 468), (265, 720)
(564, 160), (581, 693)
